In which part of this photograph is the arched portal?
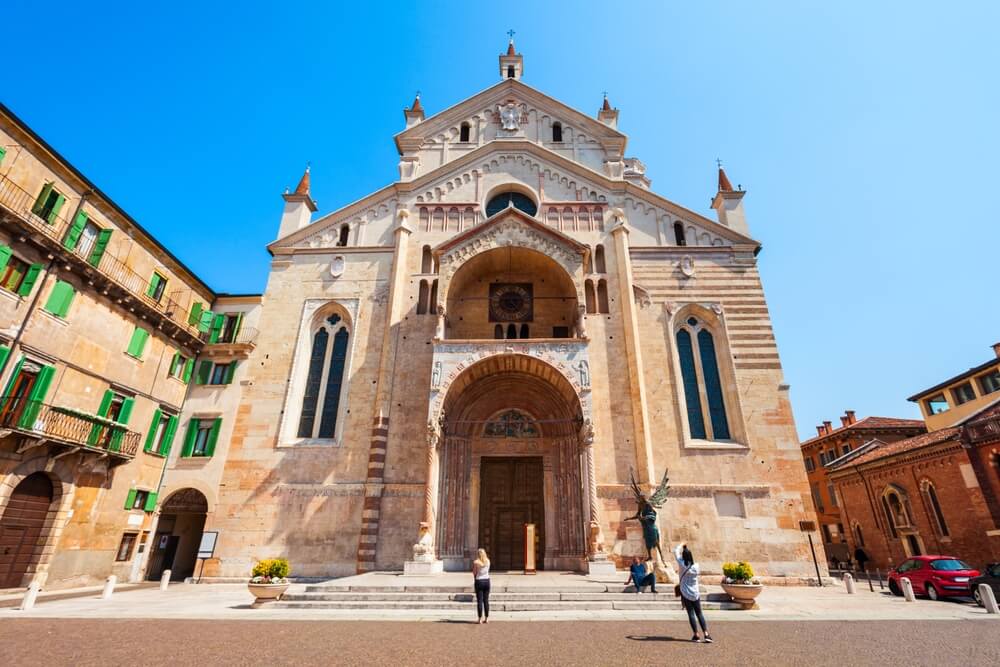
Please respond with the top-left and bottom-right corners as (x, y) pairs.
(435, 354), (587, 571)
(0, 472), (55, 588)
(146, 488), (208, 581)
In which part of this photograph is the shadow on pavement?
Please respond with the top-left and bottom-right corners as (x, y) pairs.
(626, 635), (695, 643)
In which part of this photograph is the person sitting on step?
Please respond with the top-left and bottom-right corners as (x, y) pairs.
(625, 556), (657, 594)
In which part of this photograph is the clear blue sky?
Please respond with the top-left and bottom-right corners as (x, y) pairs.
(3, 1), (998, 439)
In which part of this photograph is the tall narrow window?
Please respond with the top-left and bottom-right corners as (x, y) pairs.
(676, 329), (707, 439)
(519, 323), (529, 338)
(697, 329), (731, 440)
(584, 279), (596, 314)
(594, 245), (606, 273)
(297, 313), (351, 440)
(673, 222), (686, 246)
(881, 493), (899, 538)
(459, 122), (470, 142)
(552, 122), (563, 142)
(429, 280), (438, 314)
(417, 280), (429, 315)
(854, 524), (865, 548)
(507, 65), (515, 79)
(675, 316), (734, 442)
(596, 279), (609, 314)
(494, 324), (503, 339)
(337, 224), (350, 247)
(923, 483), (949, 537)
(421, 245), (433, 274)
(506, 323), (517, 339)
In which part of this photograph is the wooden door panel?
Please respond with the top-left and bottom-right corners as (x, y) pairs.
(478, 457), (544, 571)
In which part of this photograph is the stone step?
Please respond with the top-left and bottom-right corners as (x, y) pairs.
(273, 598), (738, 612)
(285, 591), (672, 603)
(303, 584), (621, 594)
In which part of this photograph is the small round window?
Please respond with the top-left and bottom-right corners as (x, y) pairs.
(485, 191), (538, 218)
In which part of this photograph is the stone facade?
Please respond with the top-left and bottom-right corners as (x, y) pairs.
(199, 43), (823, 581)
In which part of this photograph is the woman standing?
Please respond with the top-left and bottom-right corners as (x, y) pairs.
(472, 548), (491, 624)
(674, 543), (712, 643)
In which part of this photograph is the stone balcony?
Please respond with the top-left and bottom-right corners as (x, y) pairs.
(199, 325), (259, 358)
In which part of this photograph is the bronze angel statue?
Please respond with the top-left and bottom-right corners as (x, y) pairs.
(626, 467), (673, 576)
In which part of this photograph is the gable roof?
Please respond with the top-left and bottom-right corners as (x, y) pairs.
(433, 204), (590, 256)
(800, 416), (927, 448)
(831, 427), (962, 469)
(394, 78), (627, 155)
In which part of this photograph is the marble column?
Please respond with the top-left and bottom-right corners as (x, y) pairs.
(404, 420), (443, 575)
(581, 419), (615, 576)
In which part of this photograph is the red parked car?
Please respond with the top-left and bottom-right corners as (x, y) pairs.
(887, 556), (980, 601)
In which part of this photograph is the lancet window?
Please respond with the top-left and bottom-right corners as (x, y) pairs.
(297, 313), (350, 439)
(675, 316), (731, 441)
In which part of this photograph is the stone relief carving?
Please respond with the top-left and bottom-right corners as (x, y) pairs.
(329, 255), (345, 279)
(579, 418), (595, 447)
(431, 361), (442, 389)
(573, 304), (588, 339)
(577, 360), (590, 390)
(679, 255), (695, 278)
(632, 284), (652, 309)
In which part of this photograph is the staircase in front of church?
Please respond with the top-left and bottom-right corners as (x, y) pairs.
(274, 582), (740, 612)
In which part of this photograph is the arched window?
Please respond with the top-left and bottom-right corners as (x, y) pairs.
(417, 280), (429, 315)
(507, 65), (515, 79)
(297, 313), (350, 439)
(596, 279), (609, 314)
(432, 207), (445, 231)
(506, 323), (517, 339)
(519, 323), (529, 338)
(419, 207), (429, 231)
(881, 487), (912, 539)
(673, 222), (686, 246)
(485, 191), (538, 218)
(675, 316), (731, 441)
(337, 224), (350, 247)
(448, 208), (459, 231)
(421, 245), (433, 274)
(854, 523), (865, 548)
(429, 280), (438, 315)
(594, 245), (606, 273)
(923, 482), (950, 537)
(552, 122), (563, 142)
(494, 324), (503, 339)
(584, 279), (596, 314)
(459, 122), (470, 142)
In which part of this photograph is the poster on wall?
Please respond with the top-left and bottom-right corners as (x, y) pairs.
(197, 531), (219, 559)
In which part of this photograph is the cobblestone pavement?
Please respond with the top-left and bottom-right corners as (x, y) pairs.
(1, 618), (998, 666)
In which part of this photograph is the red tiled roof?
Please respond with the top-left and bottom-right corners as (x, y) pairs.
(800, 416), (926, 447)
(507, 40), (516, 56)
(718, 167), (734, 193)
(602, 95), (612, 112)
(410, 94), (423, 113)
(293, 166), (310, 196)
(839, 427), (961, 468)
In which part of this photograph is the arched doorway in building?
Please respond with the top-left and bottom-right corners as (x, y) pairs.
(436, 354), (587, 572)
(0, 472), (55, 588)
(146, 488), (208, 582)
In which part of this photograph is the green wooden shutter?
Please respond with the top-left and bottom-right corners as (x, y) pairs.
(143, 491), (158, 512)
(223, 361), (238, 385)
(161, 414), (179, 456)
(124, 488), (137, 510)
(198, 310), (214, 333)
(47, 195), (66, 224)
(87, 229), (112, 266)
(18, 364), (56, 428)
(143, 409), (163, 452)
(188, 302), (203, 325)
(126, 327), (149, 358)
(117, 397), (134, 424)
(0, 246), (12, 273)
(208, 314), (225, 343)
(169, 351), (181, 377)
(0, 345), (9, 373)
(182, 358), (194, 384)
(146, 273), (162, 298)
(31, 183), (53, 216)
(205, 417), (222, 457)
(2, 356), (25, 404)
(43, 280), (75, 317)
(63, 211), (88, 250)
(17, 264), (42, 297)
(96, 389), (115, 417)
(196, 360), (212, 385)
(180, 420), (198, 457)
(0, 147), (6, 165)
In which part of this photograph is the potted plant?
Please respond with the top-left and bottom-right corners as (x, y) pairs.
(248, 558), (290, 606)
(721, 561), (763, 608)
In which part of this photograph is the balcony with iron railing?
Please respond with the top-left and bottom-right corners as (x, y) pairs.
(0, 174), (204, 348)
(0, 397), (140, 464)
(199, 325), (259, 357)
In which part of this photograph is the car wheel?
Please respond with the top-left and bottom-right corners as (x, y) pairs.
(889, 579), (901, 596)
(926, 584), (939, 601)
(973, 587), (983, 607)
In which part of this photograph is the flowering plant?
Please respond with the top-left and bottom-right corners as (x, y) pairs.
(722, 561), (759, 585)
(250, 558), (290, 584)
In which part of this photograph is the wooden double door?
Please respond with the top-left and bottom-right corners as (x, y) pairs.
(478, 457), (544, 571)
(0, 473), (53, 589)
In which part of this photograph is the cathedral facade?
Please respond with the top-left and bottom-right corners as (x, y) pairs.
(192, 43), (822, 580)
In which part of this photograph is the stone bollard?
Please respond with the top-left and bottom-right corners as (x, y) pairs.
(900, 577), (915, 602)
(101, 575), (117, 600)
(843, 573), (856, 594)
(160, 570), (171, 591)
(19, 581), (41, 611)
(980, 584), (1000, 614)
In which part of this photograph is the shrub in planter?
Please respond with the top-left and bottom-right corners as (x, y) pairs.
(722, 561), (756, 585)
(721, 560), (763, 608)
(250, 558), (290, 584)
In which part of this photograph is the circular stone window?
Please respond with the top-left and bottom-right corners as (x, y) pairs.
(485, 191), (538, 218)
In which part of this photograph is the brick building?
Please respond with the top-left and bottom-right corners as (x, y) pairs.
(799, 413), (925, 564)
(828, 344), (1000, 571)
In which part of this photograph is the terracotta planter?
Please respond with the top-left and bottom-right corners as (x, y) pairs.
(721, 581), (763, 608)
(248, 582), (289, 607)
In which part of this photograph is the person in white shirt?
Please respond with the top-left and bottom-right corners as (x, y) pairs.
(472, 548), (491, 624)
(675, 543), (712, 643)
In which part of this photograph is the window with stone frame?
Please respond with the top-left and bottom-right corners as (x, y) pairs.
(675, 315), (732, 441)
(297, 312), (350, 439)
(116, 533), (137, 561)
(922, 481), (950, 537)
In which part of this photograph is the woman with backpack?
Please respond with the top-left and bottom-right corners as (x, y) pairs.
(675, 543), (713, 643)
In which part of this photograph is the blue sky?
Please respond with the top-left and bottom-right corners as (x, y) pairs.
(3, 1), (998, 439)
